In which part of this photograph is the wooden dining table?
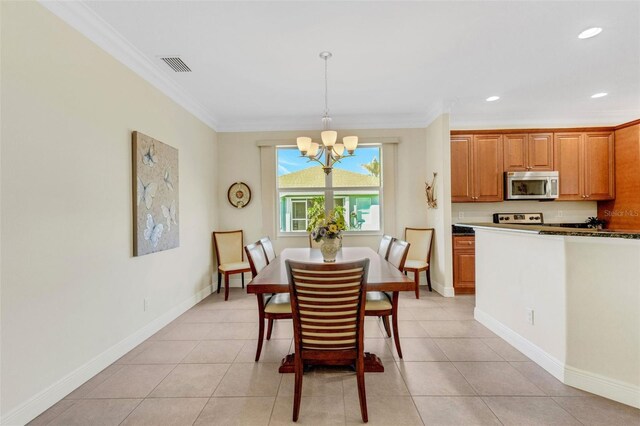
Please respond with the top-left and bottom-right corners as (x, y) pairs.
(246, 247), (415, 373)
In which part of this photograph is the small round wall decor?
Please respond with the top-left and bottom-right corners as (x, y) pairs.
(227, 182), (251, 209)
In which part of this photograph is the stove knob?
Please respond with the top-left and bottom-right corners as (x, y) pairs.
(529, 216), (535, 220)
(504, 217), (509, 221)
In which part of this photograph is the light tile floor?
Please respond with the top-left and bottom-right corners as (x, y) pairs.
(30, 288), (640, 425)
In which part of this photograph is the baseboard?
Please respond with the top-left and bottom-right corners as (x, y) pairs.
(564, 365), (640, 409)
(1, 285), (212, 426)
(431, 279), (455, 297)
(474, 307), (565, 381)
(475, 307), (640, 409)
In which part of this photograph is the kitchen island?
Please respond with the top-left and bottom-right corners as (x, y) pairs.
(456, 223), (640, 409)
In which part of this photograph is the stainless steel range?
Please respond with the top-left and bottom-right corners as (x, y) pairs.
(493, 212), (544, 224)
(492, 213), (591, 228)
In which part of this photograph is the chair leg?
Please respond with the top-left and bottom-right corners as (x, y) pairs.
(217, 272), (221, 294)
(414, 270), (420, 299)
(255, 295), (266, 361)
(356, 354), (368, 423)
(293, 356), (304, 422)
(266, 319), (274, 340)
(391, 292), (403, 359)
(381, 316), (391, 338)
(241, 272), (245, 289)
(224, 273), (230, 301)
(426, 268), (432, 292)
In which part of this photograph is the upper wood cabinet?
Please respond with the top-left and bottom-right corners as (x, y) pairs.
(503, 133), (553, 171)
(554, 131), (615, 200)
(451, 134), (503, 202)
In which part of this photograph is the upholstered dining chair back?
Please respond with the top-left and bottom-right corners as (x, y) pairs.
(308, 235), (323, 249)
(286, 259), (369, 352)
(377, 235), (395, 258)
(387, 239), (410, 272)
(245, 242), (268, 278)
(213, 230), (244, 266)
(259, 236), (277, 263)
(404, 228), (434, 262)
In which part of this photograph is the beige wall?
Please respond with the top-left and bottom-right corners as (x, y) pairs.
(424, 114), (453, 294)
(1, 2), (217, 421)
(217, 127), (431, 260)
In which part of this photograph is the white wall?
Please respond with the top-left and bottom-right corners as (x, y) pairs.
(474, 228), (640, 408)
(217, 128), (430, 254)
(425, 114), (453, 295)
(1, 2), (217, 422)
(452, 200), (597, 224)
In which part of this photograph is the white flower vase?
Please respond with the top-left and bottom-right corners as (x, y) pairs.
(320, 237), (340, 263)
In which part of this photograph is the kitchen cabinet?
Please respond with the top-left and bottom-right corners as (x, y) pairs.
(503, 133), (553, 171)
(451, 134), (503, 202)
(554, 132), (615, 200)
(453, 236), (475, 294)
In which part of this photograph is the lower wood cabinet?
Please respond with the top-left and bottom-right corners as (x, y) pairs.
(453, 235), (475, 295)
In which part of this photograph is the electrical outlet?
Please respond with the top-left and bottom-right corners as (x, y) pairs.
(458, 211), (465, 219)
(144, 298), (149, 312)
(557, 210), (563, 218)
(526, 308), (534, 325)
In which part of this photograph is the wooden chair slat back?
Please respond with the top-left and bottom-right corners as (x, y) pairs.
(286, 259), (369, 352)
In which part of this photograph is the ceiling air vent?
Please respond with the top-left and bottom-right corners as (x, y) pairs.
(160, 57), (192, 72)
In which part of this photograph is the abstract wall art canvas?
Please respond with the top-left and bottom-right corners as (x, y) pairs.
(132, 131), (179, 256)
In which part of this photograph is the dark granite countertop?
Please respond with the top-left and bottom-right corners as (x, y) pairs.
(452, 225), (475, 236)
(454, 223), (640, 240)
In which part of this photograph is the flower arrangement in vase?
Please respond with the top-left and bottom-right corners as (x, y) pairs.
(308, 206), (347, 262)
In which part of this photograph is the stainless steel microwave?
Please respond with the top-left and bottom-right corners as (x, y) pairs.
(505, 171), (559, 200)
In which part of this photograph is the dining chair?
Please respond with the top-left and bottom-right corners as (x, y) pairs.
(212, 230), (251, 301)
(245, 241), (292, 361)
(259, 236), (277, 263)
(377, 234), (395, 258)
(308, 234), (323, 249)
(365, 239), (410, 358)
(286, 259), (370, 423)
(403, 227), (434, 298)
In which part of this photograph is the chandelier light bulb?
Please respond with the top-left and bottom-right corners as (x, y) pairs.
(321, 130), (337, 147)
(296, 137), (312, 155)
(307, 142), (320, 158)
(333, 143), (345, 157)
(343, 136), (358, 154)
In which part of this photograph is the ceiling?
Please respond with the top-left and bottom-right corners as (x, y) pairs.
(62, 1), (640, 131)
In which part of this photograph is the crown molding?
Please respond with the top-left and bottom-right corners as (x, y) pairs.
(216, 114), (431, 133)
(38, 1), (218, 131)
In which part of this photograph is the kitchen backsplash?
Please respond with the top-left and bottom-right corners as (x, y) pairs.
(452, 201), (598, 224)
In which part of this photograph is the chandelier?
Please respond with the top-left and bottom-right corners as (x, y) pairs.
(296, 51), (358, 175)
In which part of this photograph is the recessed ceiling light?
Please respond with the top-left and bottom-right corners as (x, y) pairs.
(486, 96), (500, 102)
(578, 27), (602, 39)
(591, 92), (608, 98)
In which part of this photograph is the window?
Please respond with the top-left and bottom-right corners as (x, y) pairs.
(277, 145), (382, 234)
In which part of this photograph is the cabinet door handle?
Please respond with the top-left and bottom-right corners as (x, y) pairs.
(586, 195), (590, 198)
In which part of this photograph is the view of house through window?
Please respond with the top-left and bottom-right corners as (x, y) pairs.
(277, 146), (382, 233)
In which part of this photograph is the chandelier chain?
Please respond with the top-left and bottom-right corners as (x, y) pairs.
(323, 55), (329, 125)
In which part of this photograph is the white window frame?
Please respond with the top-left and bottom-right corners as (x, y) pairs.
(276, 144), (383, 237)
